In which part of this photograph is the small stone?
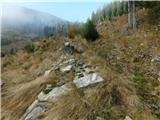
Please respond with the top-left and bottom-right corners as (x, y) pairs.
(76, 47), (84, 53)
(64, 42), (75, 54)
(64, 42), (70, 46)
(96, 116), (105, 120)
(83, 64), (91, 68)
(68, 59), (76, 65)
(151, 59), (154, 62)
(116, 56), (121, 60)
(140, 43), (144, 46)
(151, 57), (160, 64)
(46, 84), (52, 89)
(73, 73), (104, 88)
(158, 72), (160, 81)
(44, 69), (52, 76)
(60, 65), (72, 73)
(1, 80), (5, 87)
(124, 115), (132, 120)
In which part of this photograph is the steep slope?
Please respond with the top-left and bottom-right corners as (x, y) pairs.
(1, 10), (160, 120)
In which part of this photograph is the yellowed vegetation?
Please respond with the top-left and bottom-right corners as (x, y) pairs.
(1, 10), (160, 120)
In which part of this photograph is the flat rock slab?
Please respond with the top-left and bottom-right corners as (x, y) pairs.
(21, 101), (48, 120)
(25, 106), (45, 120)
(38, 84), (72, 102)
(73, 73), (104, 88)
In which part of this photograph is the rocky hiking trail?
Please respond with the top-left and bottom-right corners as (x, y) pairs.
(2, 39), (157, 120)
(20, 42), (109, 120)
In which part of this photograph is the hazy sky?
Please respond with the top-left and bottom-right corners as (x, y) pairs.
(2, 0), (113, 22)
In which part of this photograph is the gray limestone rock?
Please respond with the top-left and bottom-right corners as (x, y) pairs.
(73, 73), (104, 88)
(25, 106), (45, 120)
(124, 115), (132, 120)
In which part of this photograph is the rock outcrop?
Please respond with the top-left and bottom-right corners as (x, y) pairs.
(21, 53), (105, 120)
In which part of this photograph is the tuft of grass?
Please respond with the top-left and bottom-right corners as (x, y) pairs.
(2, 55), (16, 67)
(22, 63), (32, 70)
(24, 43), (35, 53)
(134, 69), (147, 94)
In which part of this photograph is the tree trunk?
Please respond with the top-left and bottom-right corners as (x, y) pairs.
(132, 1), (136, 29)
(128, 1), (132, 28)
(128, 1), (136, 29)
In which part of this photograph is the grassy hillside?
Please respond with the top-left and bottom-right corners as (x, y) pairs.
(1, 10), (160, 120)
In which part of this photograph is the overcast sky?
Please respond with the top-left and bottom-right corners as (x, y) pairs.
(2, 0), (113, 22)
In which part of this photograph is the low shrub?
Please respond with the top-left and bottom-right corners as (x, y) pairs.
(81, 19), (99, 41)
(24, 43), (35, 53)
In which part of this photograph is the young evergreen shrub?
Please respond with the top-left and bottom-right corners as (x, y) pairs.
(24, 43), (35, 53)
(81, 19), (99, 41)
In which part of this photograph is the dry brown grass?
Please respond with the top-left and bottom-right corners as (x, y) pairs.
(41, 77), (156, 120)
(1, 37), (66, 120)
(1, 9), (160, 120)
(1, 76), (49, 120)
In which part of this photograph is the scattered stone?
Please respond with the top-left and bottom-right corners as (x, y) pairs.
(1, 80), (5, 87)
(38, 84), (72, 102)
(73, 73), (104, 88)
(22, 57), (106, 120)
(76, 47), (84, 53)
(64, 42), (75, 54)
(151, 57), (160, 64)
(158, 72), (160, 81)
(22, 84), (72, 120)
(65, 42), (70, 46)
(63, 58), (76, 65)
(129, 46), (133, 49)
(46, 84), (52, 89)
(96, 116), (105, 120)
(140, 43), (144, 46)
(60, 65), (72, 73)
(44, 69), (53, 77)
(124, 115), (132, 120)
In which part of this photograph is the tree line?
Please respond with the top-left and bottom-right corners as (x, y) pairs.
(67, 1), (160, 42)
(43, 23), (69, 37)
(91, 1), (160, 27)
(91, 1), (128, 23)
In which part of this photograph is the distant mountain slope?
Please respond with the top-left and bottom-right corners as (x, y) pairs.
(1, 4), (69, 53)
